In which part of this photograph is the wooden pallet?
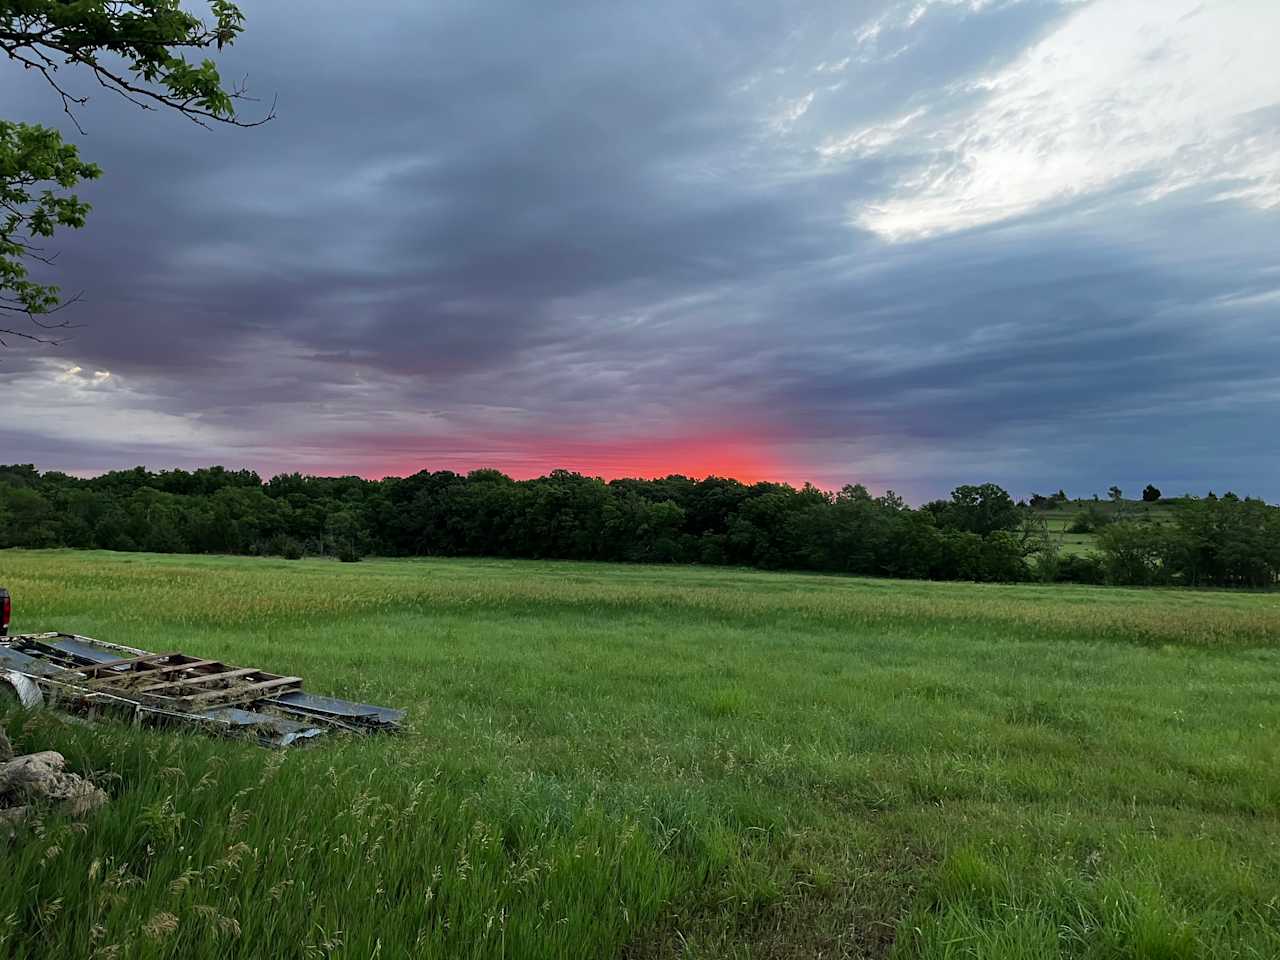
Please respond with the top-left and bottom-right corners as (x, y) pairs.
(82, 651), (302, 711)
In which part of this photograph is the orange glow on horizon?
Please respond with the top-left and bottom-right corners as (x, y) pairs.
(363, 431), (793, 485)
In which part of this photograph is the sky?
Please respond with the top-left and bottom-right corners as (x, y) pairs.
(2, 0), (1278, 503)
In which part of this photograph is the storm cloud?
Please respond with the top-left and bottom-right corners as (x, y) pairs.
(2, 0), (1277, 501)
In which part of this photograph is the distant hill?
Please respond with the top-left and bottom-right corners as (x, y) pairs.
(1034, 497), (1183, 557)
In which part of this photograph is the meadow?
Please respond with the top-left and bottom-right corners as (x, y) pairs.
(1039, 498), (1181, 558)
(0, 549), (1277, 959)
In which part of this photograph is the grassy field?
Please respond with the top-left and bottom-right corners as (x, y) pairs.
(1039, 499), (1182, 557)
(0, 550), (1277, 959)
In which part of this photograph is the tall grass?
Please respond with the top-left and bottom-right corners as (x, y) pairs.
(1, 550), (1277, 958)
(2, 715), (711, 959)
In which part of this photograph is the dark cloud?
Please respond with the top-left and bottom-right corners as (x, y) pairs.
(1, 0), (1277, 500)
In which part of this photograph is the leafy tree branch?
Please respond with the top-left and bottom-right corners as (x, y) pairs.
(1, 1), (268, 344)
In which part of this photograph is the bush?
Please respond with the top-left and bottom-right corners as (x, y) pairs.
(1068, 506), (1111, 534)
(1055, 554), (1106, 584)
(1095, 522), (1170, 586)
(979, 532), (1030, 582)
(1030, 551), (1061, 583)
(336, 543), (362, 563)
(267, 534), (304, 559)
(933, 530), (1028, 582)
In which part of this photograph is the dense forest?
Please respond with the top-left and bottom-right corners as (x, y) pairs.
(0, 464), (1275, 587)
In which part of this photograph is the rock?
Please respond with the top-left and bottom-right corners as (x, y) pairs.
(0, 750), (107, 823)
(0, 728), (11, 763)
(0, 751), (67, 793)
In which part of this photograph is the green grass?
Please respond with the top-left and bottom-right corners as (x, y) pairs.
(1040, 499), (1182, 557)
(1, 550), (1277, 959)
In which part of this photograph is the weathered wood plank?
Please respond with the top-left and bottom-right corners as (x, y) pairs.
(181, 676), (303, 706)
(82, 652), (181, 675)
(136, 667), (263, 694)
(87, 657), (225, 689)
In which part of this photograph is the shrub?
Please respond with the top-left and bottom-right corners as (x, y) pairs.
(1096, 522), (1171, 586)
(1055, 554), (1106, 584)
(1031, 551), (1061, 583)
(266, 534), (304, 559)
(1069, 506), (1111, 534)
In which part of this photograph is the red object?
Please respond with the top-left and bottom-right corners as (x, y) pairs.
(0, 588), (10, 636)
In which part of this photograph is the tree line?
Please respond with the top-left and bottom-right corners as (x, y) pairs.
(0, 465), (1275, 588)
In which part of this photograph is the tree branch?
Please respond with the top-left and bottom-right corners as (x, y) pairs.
(0, 3), (273, 129)
(2, 1), (266, 347)
(2, 44), (91, 133)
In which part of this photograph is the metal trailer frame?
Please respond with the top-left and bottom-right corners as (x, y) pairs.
(0, 632), (404, 747)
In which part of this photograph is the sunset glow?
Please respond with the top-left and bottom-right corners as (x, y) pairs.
(364, 431), (792, 485)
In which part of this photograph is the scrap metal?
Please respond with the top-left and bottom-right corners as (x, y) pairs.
(0, 632), (403, 747)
